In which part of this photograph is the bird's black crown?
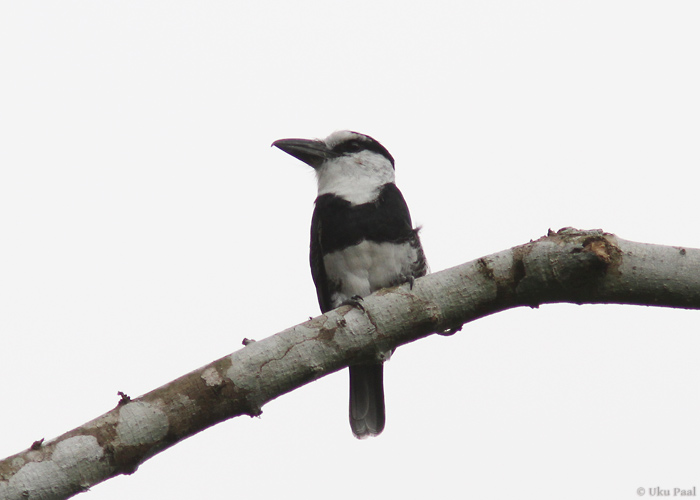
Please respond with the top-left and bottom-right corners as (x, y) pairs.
(330, 132), (395, 168)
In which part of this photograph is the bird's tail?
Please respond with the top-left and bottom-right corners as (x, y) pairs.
(349, 364), (385, 438)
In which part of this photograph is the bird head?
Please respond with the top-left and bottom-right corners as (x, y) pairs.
(273, 131), (395, 204)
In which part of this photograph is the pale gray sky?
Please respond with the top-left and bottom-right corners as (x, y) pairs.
(1, 2), (699, 499)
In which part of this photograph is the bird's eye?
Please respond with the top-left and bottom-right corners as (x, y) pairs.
(344, 140), (362, 152)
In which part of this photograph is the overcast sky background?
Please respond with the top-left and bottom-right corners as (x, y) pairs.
(1, 2), (699, 499)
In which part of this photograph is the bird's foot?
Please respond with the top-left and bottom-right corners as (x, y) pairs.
(341, 295), (365, 312)
(405, 275), (415, 290)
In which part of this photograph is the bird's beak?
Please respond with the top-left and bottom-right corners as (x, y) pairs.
(272, 138), (338, 169)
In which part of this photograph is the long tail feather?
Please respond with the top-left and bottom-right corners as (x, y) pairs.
(349, 364), (385, 438)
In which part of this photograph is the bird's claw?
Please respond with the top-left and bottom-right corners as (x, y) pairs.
(341, 295), (365, 312)
(405, 275), (415, 290)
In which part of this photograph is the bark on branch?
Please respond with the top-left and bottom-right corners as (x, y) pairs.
(1, 228), (699, 500)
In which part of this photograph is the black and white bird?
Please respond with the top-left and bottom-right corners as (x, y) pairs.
(273, 130), (427, 438)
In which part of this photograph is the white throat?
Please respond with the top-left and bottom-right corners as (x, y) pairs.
(316, 151), (395, 205)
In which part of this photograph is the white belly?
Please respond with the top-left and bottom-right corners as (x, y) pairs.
(323, 240), (419, 308)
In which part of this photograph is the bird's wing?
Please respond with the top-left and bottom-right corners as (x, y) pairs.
(377, 184), (429, 279)
(310, 203), (334, 314)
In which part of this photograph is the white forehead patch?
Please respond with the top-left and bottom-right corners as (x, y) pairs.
(323, 130), (365, 149)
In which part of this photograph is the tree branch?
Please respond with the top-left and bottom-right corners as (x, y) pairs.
(1, 228), (698, 500)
